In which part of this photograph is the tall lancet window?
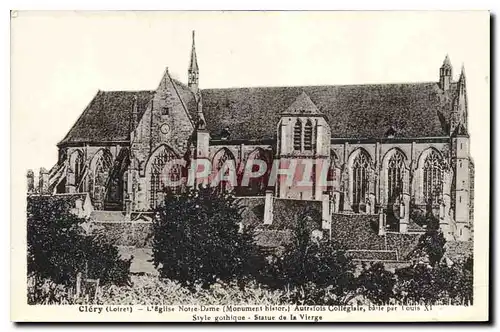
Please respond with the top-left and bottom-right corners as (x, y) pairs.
(352, 150), (370, 206)
(304, 120), (313, 151)
(423, 150), (443, 205)
(387, 151), (405, 202)
(213, 148), (236, 193)
(149, 146), (182, 209)
(71, 151), (85, 191)
(293, 120), (302, 151)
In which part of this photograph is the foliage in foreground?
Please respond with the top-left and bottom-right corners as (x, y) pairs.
(151, 187), (262, 288)
(28, 193), (473, 306)
(393, 213), (473, 305)
(28, 275), (285, 306)
(27, 195), (131, 296)
(258, 211), (394, 305)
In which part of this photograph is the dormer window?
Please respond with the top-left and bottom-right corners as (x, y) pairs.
(220, 126), (231, 140)
(385, 126), (397, 138)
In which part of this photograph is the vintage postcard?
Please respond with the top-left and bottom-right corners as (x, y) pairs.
(11, 11), (490, 322)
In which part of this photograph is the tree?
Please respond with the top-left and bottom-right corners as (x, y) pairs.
(273, 210), (359, 305)
(457, 256), (474, 305)
(413, 214), (446, 266)
(394, 258), (473, 305)
(27, 195), (131, 288)
(358, 262), (396, 305)
(151, 187), (260, 288)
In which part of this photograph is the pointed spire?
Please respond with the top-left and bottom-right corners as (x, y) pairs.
(189, 30), (199, 73)
(459, 63), (466, 81)
(188, 30), (199, 91)
(442, 54), (452, 68)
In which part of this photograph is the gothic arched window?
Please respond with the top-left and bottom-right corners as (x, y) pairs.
(90, 149), (113, 210)
(70, 150), (85, 191)
(213, 148), (236, 193)
(105, 148), (130, 209)
(242, 148), (272, 196)
(387, 150), (405, 202)
(304, 120), (313, 151)
(327, 151), (339, 192)
(149, 146), (181, 209)
(293, 120), (302, 151)
(352, 150), (370, 206)
(423, 150), (443, 205)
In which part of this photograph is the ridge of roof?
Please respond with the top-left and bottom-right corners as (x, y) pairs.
(200, 80), (446, 91)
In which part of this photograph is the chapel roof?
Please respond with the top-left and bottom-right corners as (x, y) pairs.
(59, 90), (154, 145)
(202, 82), (457, 140)
(58, 79), (457, 146)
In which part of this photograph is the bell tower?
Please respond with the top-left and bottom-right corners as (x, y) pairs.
(276, 92), (331, 200)
(450, 65), (471, 241)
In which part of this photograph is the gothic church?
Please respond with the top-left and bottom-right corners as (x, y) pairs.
(32, 32), (474, 241)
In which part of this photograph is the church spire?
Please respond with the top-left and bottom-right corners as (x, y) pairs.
(439, 54), (452, 91)
(459, 63), (466, 82)
(451, 63), (468, 136)
(188, 30), (199, 92)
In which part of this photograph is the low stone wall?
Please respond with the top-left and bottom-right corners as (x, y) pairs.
(353, 260), (413, 275)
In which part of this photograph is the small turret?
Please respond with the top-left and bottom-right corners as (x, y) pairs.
(451, 64), (468, 136)
(439, 54), (453, 91)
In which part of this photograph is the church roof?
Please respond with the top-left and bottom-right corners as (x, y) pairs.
(58, 78), (198, 145)
(59, 90), (154, 145)
(59, 80), (457, 145)
(202, 82), (456, 140)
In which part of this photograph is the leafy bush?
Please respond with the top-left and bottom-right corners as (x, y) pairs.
(151, 187), (262, 288)
(413, 214), (446, 266)
(260, 210), (360, 305)
(27, 277), (76, 305)
(357, 263), (396, 305)
(27, 195), (131, 292)
(394, 259), (473, 305)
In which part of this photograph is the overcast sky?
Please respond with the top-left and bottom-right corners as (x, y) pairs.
(11, 11), (489, 172)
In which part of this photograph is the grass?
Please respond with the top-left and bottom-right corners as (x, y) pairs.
(117, 246), (157, 275)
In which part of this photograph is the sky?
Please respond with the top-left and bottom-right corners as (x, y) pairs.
(11, 11), (489, 172)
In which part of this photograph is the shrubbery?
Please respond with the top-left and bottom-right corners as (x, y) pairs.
(151, 187), (262, 289)
(256, 212), (395, 305)
(29, 190), (473, 306)
(393, 213), (473, 305)
(27, 195), (131, 304)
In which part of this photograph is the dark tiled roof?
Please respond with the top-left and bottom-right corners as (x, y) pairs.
(270, 198), (322, 230)
(170, 78), (198, 122)
(202, 82), (457, 140)
(60, 79), (457, 144)
(330, 213), (386, 250)
(59, 90), (154, 145)
(254, 230), (293, 248)
(28, 193), (90, 211)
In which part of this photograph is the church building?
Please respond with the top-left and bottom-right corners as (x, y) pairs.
(31, 32), (474, 241)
